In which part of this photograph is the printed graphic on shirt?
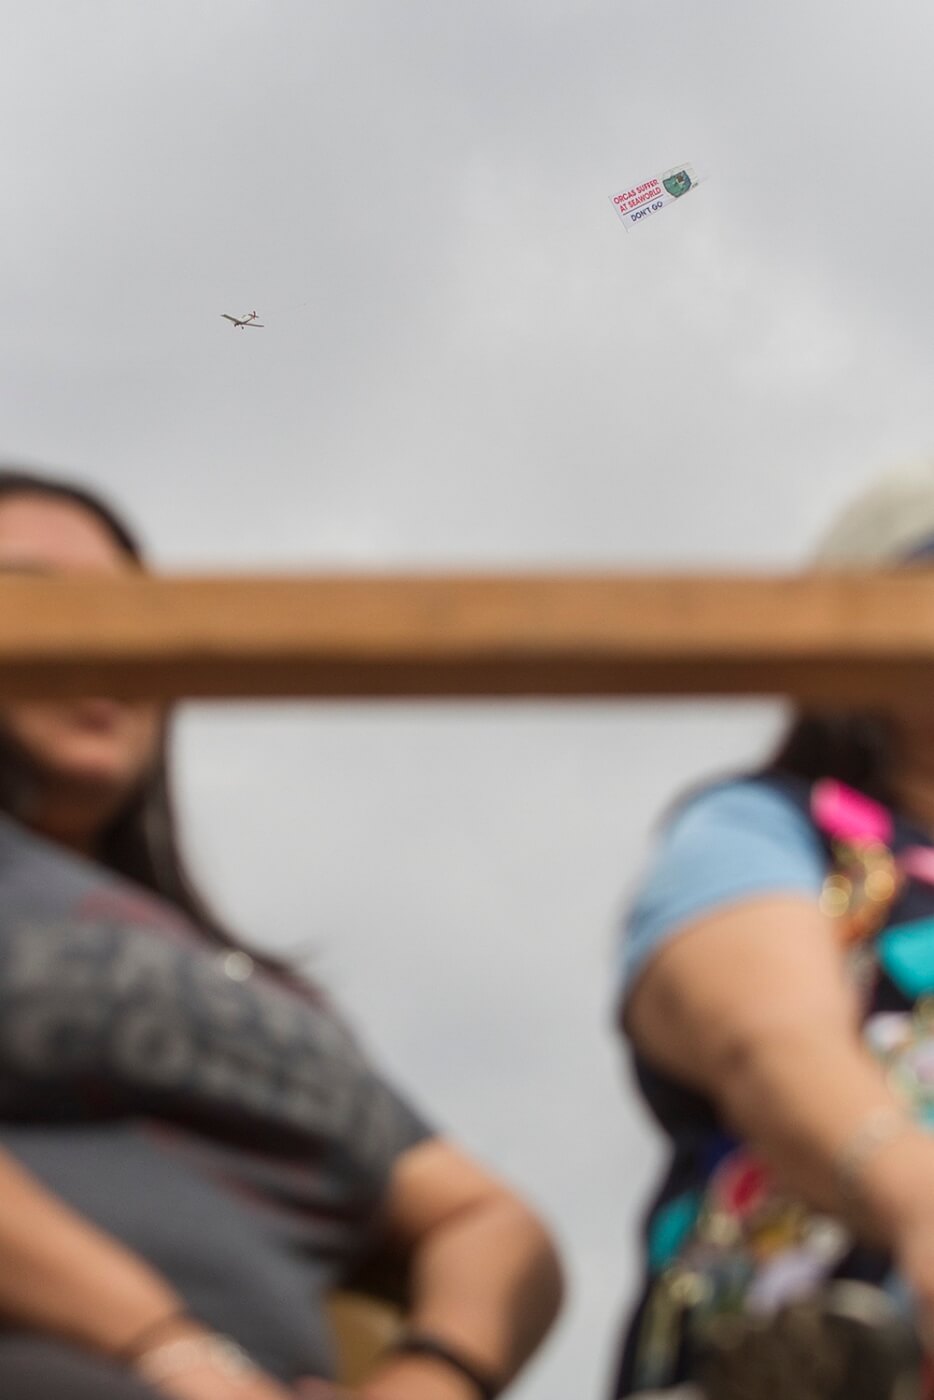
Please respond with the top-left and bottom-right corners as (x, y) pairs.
(0, 919), (403, 1184)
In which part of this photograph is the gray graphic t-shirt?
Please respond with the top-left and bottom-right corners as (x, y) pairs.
(0, 814), (432, 1381)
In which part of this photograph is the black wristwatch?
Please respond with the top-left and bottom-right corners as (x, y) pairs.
(389, 1331), (502, 1400)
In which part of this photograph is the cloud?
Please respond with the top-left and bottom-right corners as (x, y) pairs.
(6, 4), (934, 1392)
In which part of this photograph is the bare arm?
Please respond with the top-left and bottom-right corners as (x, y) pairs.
(0, 1144), (184, 1352)
(357, 1139), (563, 1400)
(626, 894), (934, 1311)
(0, 1146), (296, 1399)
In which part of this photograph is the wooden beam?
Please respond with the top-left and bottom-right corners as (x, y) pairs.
(0, 571), (931, 703)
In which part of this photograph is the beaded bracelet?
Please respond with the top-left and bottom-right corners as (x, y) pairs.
(116, 1308), (192, 1363)
(835, 1105), (914, 1206)
(134, 1334), (257, 1384)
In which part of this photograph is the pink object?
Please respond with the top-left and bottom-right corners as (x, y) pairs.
(811, 779), (893, 846)
(900, 846), (934, 887)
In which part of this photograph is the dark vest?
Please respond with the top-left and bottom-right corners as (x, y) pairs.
(614, 771), (934, 1396)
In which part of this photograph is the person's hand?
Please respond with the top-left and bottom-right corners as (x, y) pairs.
(144, 1366), (292, 1400)
(894, 1207), (934, 1353)
(149, 1370), (295, 1400)
(295, 1378), (472, 1400)
(351, 1354), (488, 1400)
(129, 1332), (298, 1400)
(144, 1365), (296, 1400)
(860, 1133), (934, 1361)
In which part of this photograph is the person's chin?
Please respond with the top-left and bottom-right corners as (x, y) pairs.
(45, 740), (138, 796)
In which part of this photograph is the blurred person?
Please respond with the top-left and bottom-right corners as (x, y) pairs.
(613, 463), (934, 1400)
(0, 469), (562, 1400)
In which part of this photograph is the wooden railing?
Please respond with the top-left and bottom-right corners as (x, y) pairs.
(1, 571), (932, 702)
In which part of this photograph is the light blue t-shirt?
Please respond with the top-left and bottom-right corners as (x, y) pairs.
(620, 779), (827, 997)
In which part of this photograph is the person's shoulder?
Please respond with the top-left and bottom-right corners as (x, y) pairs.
(617, 774), (826, 999)
(648, 773), (825, 899)
(666, 773), (815, 846)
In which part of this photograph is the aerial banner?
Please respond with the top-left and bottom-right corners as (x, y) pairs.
(610, 164), (700, 232)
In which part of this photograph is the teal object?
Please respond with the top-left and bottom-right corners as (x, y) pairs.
(878, 917), (934, 998)
(662, 170), (692, 198)
(648, 1190), (701, 1272)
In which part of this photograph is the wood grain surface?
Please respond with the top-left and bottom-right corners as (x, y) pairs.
(0, 571), (931, 703)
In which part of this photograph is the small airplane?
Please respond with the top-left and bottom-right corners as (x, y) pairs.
(221, 310), (264, 329)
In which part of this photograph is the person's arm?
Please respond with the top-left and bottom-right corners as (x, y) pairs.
(625, 894), (934, 1324)
(0, 1143), (184, 1353)
(355, 1139), (563, 1400)
(0, 1145), (294, 1399)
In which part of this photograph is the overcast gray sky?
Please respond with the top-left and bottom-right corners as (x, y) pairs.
(4, 2), (934, 1395)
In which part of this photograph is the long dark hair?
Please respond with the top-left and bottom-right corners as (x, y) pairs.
(656, 712), (898, 837)
(765, 710), (897, 805)
(0, 467), (251, 954)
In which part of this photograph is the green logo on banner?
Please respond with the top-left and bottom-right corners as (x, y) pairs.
(662, 170), (692, 198)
